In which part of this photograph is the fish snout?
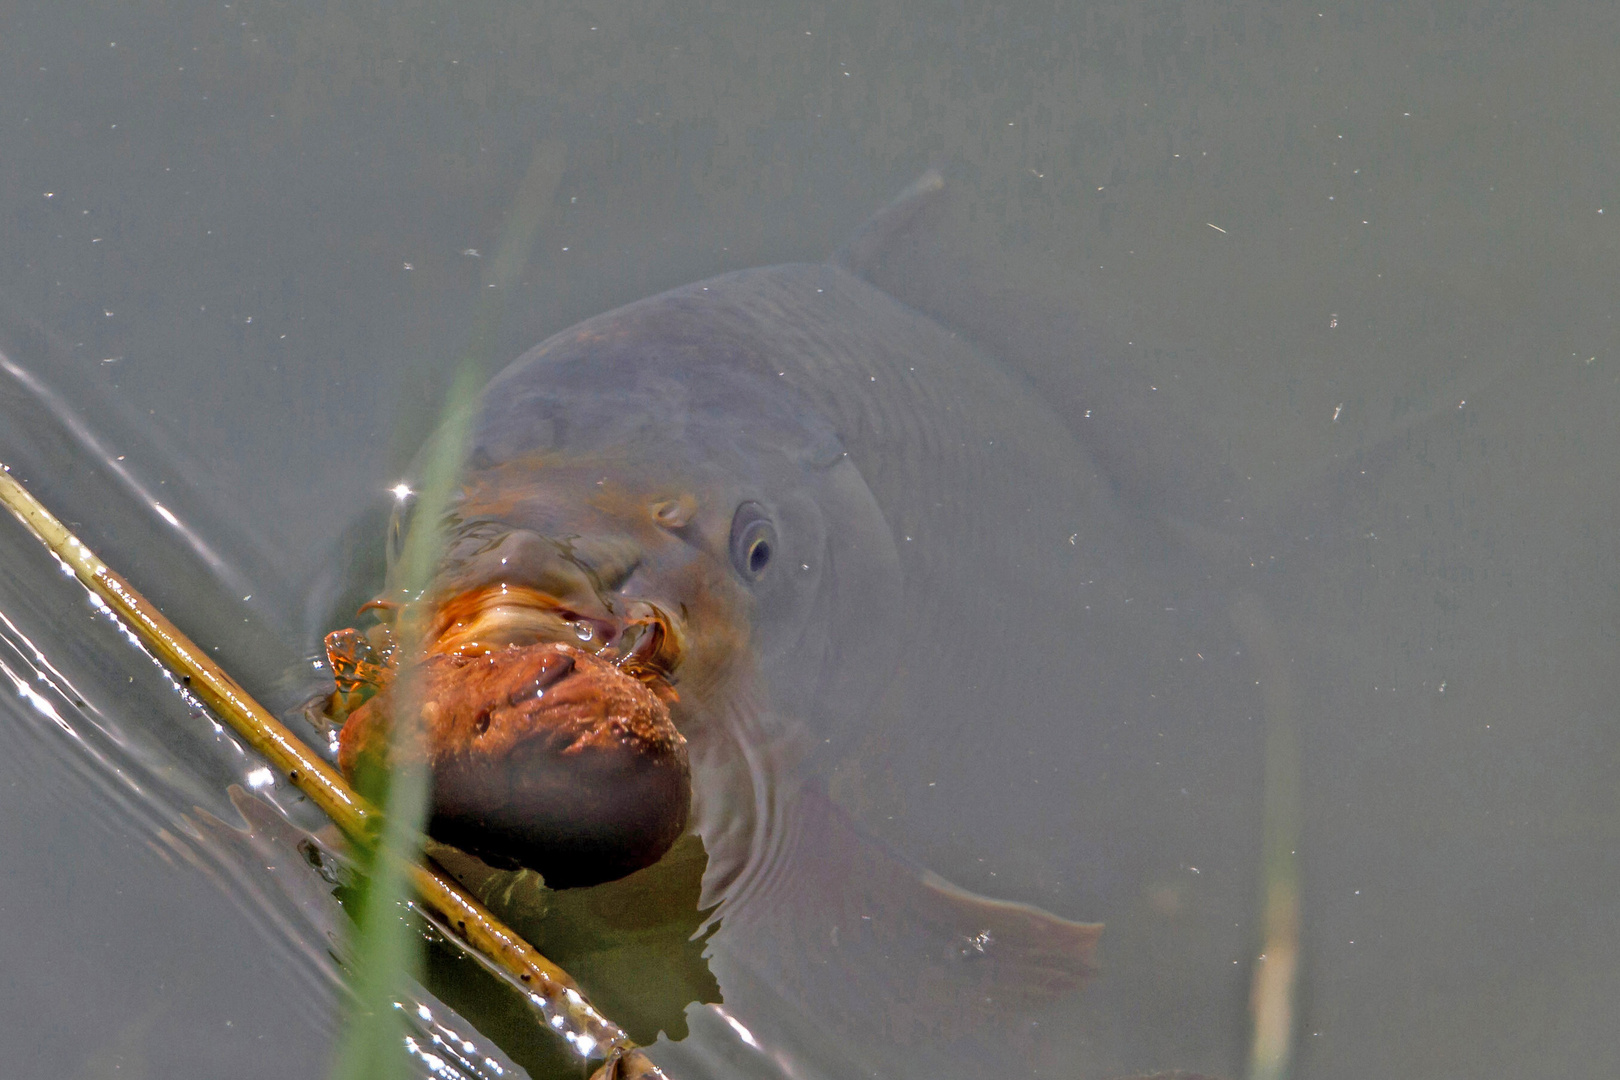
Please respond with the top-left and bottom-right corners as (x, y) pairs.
(333, 522), (693, 887)
(433, 526), (639, 607)
(409, 524), (687, 691)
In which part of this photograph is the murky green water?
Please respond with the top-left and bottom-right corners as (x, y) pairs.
(1, 3), (1617, 1078)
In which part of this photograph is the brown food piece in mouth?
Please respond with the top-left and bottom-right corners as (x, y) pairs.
(337, 641), (690, 888)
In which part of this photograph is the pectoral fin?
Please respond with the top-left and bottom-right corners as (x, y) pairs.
(705, 783), (1100, 1068)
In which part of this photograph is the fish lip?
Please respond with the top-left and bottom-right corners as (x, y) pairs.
(419, 582), (685, 690)
(335, 640), (692, 886)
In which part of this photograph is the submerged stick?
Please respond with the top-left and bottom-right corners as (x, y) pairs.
(0, 463), (662, 1076)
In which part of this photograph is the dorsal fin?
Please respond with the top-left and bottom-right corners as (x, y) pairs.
(834, 170), (947, 279)
(829, 174), (1495, 563)
(834, 172), (1240, 530)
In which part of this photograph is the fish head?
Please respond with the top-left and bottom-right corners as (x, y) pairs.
(387, 308), (904, 749)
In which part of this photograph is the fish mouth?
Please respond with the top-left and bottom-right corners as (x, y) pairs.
(344, 580), (686, 705)
(419, 583), (686, 697)
(335, 638), (691, 887)
(326, 584), (692, 888)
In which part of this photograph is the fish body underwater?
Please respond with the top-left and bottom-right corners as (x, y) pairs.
(354, 182), (1262, 1078)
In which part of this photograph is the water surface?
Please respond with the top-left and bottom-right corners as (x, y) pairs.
(1, 3), (1617, 1078)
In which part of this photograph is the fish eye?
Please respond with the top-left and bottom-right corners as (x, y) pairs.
(728, 501), (777, 582)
